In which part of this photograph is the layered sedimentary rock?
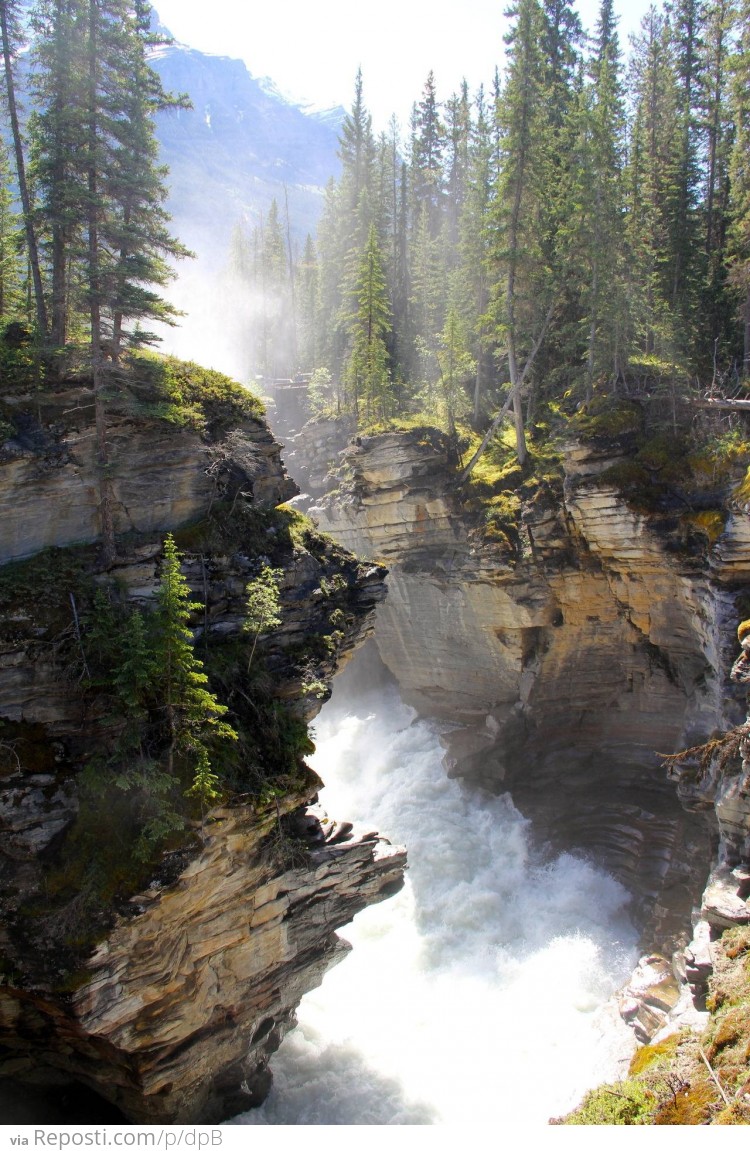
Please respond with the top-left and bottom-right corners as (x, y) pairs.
(295, 423), (743, 944)
(0, 379), (404, 1121)
(0, 793), (404, 1123)
(0, 384), (295, 564)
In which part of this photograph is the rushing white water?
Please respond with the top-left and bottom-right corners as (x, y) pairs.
(231, 648), (639, 1127)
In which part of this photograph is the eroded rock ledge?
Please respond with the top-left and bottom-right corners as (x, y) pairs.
(291, 421), (749, 946)
(0, 793), (405, 1123)
(0, 376), (405, 1122)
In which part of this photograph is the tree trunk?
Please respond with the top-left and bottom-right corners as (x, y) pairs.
(460, 300), (554, 484)
(50, 0), (70, 348)
(87, 0), (115, 566)
(507, 335), (528, 465)
(0, 3), (49, 340)
(283, 184), (298, 370)
(586, 260), (599, 404)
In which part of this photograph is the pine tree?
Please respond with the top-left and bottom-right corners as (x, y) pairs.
(104, 0), (191, 360)
(669, 0), (706, 347)
(625, 4), (681, 359)
(0, 141), (24, 320)
(346, 224), (393, 422)
(699, 0), (734, 364)
(0, 0), (49, 337)
(435, 306), (474, 435)
(298, 233), (320, 370)
(410, 71), (445, 236)
(728, 0), (750, 373)
(459, 85), (495, 422)
(153, 534), (236, 803)
(491, 0), (556, 464)
(562, 0), (627, 398)
(444, 81), (471, 254)
(339, 67), (376, 223)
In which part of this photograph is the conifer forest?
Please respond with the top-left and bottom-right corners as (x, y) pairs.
(225, 0), (750, 466)
(4, 0), (750, 1130)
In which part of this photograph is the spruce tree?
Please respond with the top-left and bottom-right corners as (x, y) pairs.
(541, 0), (584, 129)
(410, 71), (445, 236)
(444, 82), (472, 255)
(625, 4), (681, 359)
(0, 0), (49, 337)
(699, 0), (733, 364)
(459, 85), (495, 422)
(728, 0), (750, 373)
(491, 0), (556, 463)
(346, 224), (393, 422)
(153, 534), (236, 803)
(298, 233), (320, 371)
(29, 0), (85, 346)
(669, 0), (706, 348)
(0, 141), (24, 321)
(104, 0), (191, 360)
(255, 198), (292, 378)
(561, 0), (627, 398)
(436, 306), (474, 435)
(27, 0), (189, 358)
(409, 204), (446, 376)
(339, 67), (376, 223)
(23, 0), (192, 561)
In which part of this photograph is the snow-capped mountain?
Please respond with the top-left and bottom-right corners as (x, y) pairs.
(151, 38), (344, 268)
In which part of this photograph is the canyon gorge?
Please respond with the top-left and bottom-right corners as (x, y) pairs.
(1, 366), (749, 1123)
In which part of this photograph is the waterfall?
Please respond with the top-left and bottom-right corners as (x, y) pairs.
(231, 646), (638, 1126)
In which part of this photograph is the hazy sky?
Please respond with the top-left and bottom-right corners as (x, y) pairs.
(154, 0), (653, 131)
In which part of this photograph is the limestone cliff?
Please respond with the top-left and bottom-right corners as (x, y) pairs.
(291, 419), (750, 945)
(0, 363), (405, 1122)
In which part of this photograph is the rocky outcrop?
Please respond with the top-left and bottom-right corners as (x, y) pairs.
(0, 373), (404, 1121)
(0, 792), (404, 1123)
(0, 384), (295, 564)
(617, 953), (692, 1044)
(683, 624), (750, 872)
(295, 423), (742, 945)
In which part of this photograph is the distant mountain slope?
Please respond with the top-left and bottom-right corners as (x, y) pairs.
(151, 41), (343, 269)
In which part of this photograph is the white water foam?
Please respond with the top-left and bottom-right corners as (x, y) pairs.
(231, 656), (638, 1126)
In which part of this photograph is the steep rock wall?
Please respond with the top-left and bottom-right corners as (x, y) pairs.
(0, 384), (294, 564)
(299, 425), (743, 944)
(0, 380), (404, 1121)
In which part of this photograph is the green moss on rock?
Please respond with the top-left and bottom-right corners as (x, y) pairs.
(570, 396), (644, 443)
(125, 352), (265, 439)
(559, 926), (750, 1126)
(561, 1081), (656, 1125)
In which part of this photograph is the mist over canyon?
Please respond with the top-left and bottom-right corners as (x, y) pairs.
(1, 0), (750, 1129)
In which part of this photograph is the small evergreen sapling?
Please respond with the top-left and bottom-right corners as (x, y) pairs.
(244, 565), (283, 672)
(153, 533), (236, 804)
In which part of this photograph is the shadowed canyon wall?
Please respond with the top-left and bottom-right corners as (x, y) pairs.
(286, 419), (750, 945)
